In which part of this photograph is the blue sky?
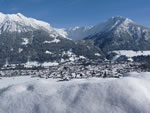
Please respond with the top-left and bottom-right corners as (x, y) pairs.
(0, 0), (150, 28)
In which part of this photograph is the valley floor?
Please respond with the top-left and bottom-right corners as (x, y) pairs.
(0, 72), (150, 113)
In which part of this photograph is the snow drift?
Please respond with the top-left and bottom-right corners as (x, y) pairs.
(0, 72), (150, 113)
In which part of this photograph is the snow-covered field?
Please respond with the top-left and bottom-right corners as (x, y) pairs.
(113, 50), (150, 57)
(0, 72), (150, 113)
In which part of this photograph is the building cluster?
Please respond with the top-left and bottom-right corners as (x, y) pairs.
(0, 59), (147, 81)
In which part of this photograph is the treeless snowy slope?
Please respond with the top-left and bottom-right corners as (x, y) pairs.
(113, 50), (150, 57)
(0, 73), (150, 113)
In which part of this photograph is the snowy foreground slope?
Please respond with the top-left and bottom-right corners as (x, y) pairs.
(0, 73), (150, 113)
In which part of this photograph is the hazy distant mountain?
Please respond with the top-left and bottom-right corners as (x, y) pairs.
(66, 26), (92, 40)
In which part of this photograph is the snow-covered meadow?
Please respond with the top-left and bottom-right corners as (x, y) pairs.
(0, 72), (150, 113)
(113, 50), (150, 57)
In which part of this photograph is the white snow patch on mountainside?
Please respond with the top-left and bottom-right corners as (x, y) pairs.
(95, 53), (101, 56)
(0, 72), (150, 113)
(43, 38), (60, 44)
(22, 38), (29, 45)
(18, 48), (23, 53)
(113, 50), (150, 57)
(42, 62), (59, 67)
(61, 50), (86, 62)
(24, 61), (59, 68)
(24, 61), (40, 68)
(45, 50), (53, 54)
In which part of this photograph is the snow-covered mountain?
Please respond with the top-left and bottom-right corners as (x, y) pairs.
(0, 12), (103, 65)
(77, 16), (150, 51)
(66, 16), (135, 40)
(0, 12), (67, 38)
(1, 12), (150, 63)
(67, 16), (150, 42)
(89, 16), (150, 51)
(66, 16), (150, 62)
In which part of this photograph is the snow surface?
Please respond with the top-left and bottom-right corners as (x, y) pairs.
(0, 12), (68, 39)
(24, 61), (40, 68)
(95, 53), (101, 56)
(0, 72), (150, 113)
(113, 50), (150, 57)
(111, 50), (150, 61)
(61, 50), (86, 62)
(18, 48), (23, 53)
(24, 61), (59, 68)
(42, 62), (59, 67)
(43, 38), (60, 44)
(0, 12), (51, 32)
(22, 38), (29, 45)
(45, 50), (53, 55)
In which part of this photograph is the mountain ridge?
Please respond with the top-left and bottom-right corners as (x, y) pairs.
(0, 12), (103, 65)
(0, 12), (150, 64)
(66, 16), (150, 40)
(0, 12), (68, 39)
